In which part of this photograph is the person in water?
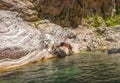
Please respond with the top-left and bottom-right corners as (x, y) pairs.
(52, 42), (74, 55)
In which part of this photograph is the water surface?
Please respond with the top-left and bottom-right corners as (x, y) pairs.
(0, 52), (120, 83)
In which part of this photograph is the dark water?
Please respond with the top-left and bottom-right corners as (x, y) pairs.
(0, 52), (120, 83)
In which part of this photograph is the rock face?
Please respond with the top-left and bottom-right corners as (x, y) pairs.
(0, 10), (94, 69)
(0, 10), (49, 69)
(33, 0), (119, 27)
(0, 10), (78, 69)
(0, 0), (120, 27)
(0, 10), (43, 59)
(0, 0), (38, 21)
(0, 10), (120, 70)
(35, 20), (120, 51)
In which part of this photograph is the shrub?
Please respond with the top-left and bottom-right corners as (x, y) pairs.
(93, 15), (100, 28)
(104, 14), (120, 26)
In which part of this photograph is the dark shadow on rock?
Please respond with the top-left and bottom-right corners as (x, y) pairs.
(107, 48), (120, 54)
(50, 48), (67, 58)
(0, 49), (29, 60)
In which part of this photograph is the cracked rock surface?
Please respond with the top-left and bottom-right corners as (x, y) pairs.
(0, 10), (120, 70)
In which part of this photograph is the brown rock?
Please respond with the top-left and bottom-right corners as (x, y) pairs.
(0, 0), (120, 27)
(33, 0), (118, 27)
(0, 49), (28, 59)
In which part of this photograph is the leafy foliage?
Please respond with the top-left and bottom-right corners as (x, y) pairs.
(93, 15), (100, 28)
(104, 14), (120, 26)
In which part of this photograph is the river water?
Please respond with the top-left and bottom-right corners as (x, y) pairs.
(0, 52), (120, 83)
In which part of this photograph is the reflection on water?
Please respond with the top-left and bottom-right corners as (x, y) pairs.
(0, 52), (120, 83)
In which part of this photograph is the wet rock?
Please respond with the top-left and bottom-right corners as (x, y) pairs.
(50, 48), (67, 58)
(107, 48), (120, 54)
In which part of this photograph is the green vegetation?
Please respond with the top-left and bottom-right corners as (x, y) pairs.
(93, 15), (100, 28)
(116, 8), (120, 15)
(104, 14), (120, 27)
(85, 15), (90, 21)
(84, 13), (120, 28)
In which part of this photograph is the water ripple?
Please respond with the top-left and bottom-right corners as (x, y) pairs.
(0, 52), (120, 83)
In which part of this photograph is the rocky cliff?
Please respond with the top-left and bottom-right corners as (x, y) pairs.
(0, 0), (120, 27)
(0, 10), (120, 70)
(33, 0), (118, 27)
